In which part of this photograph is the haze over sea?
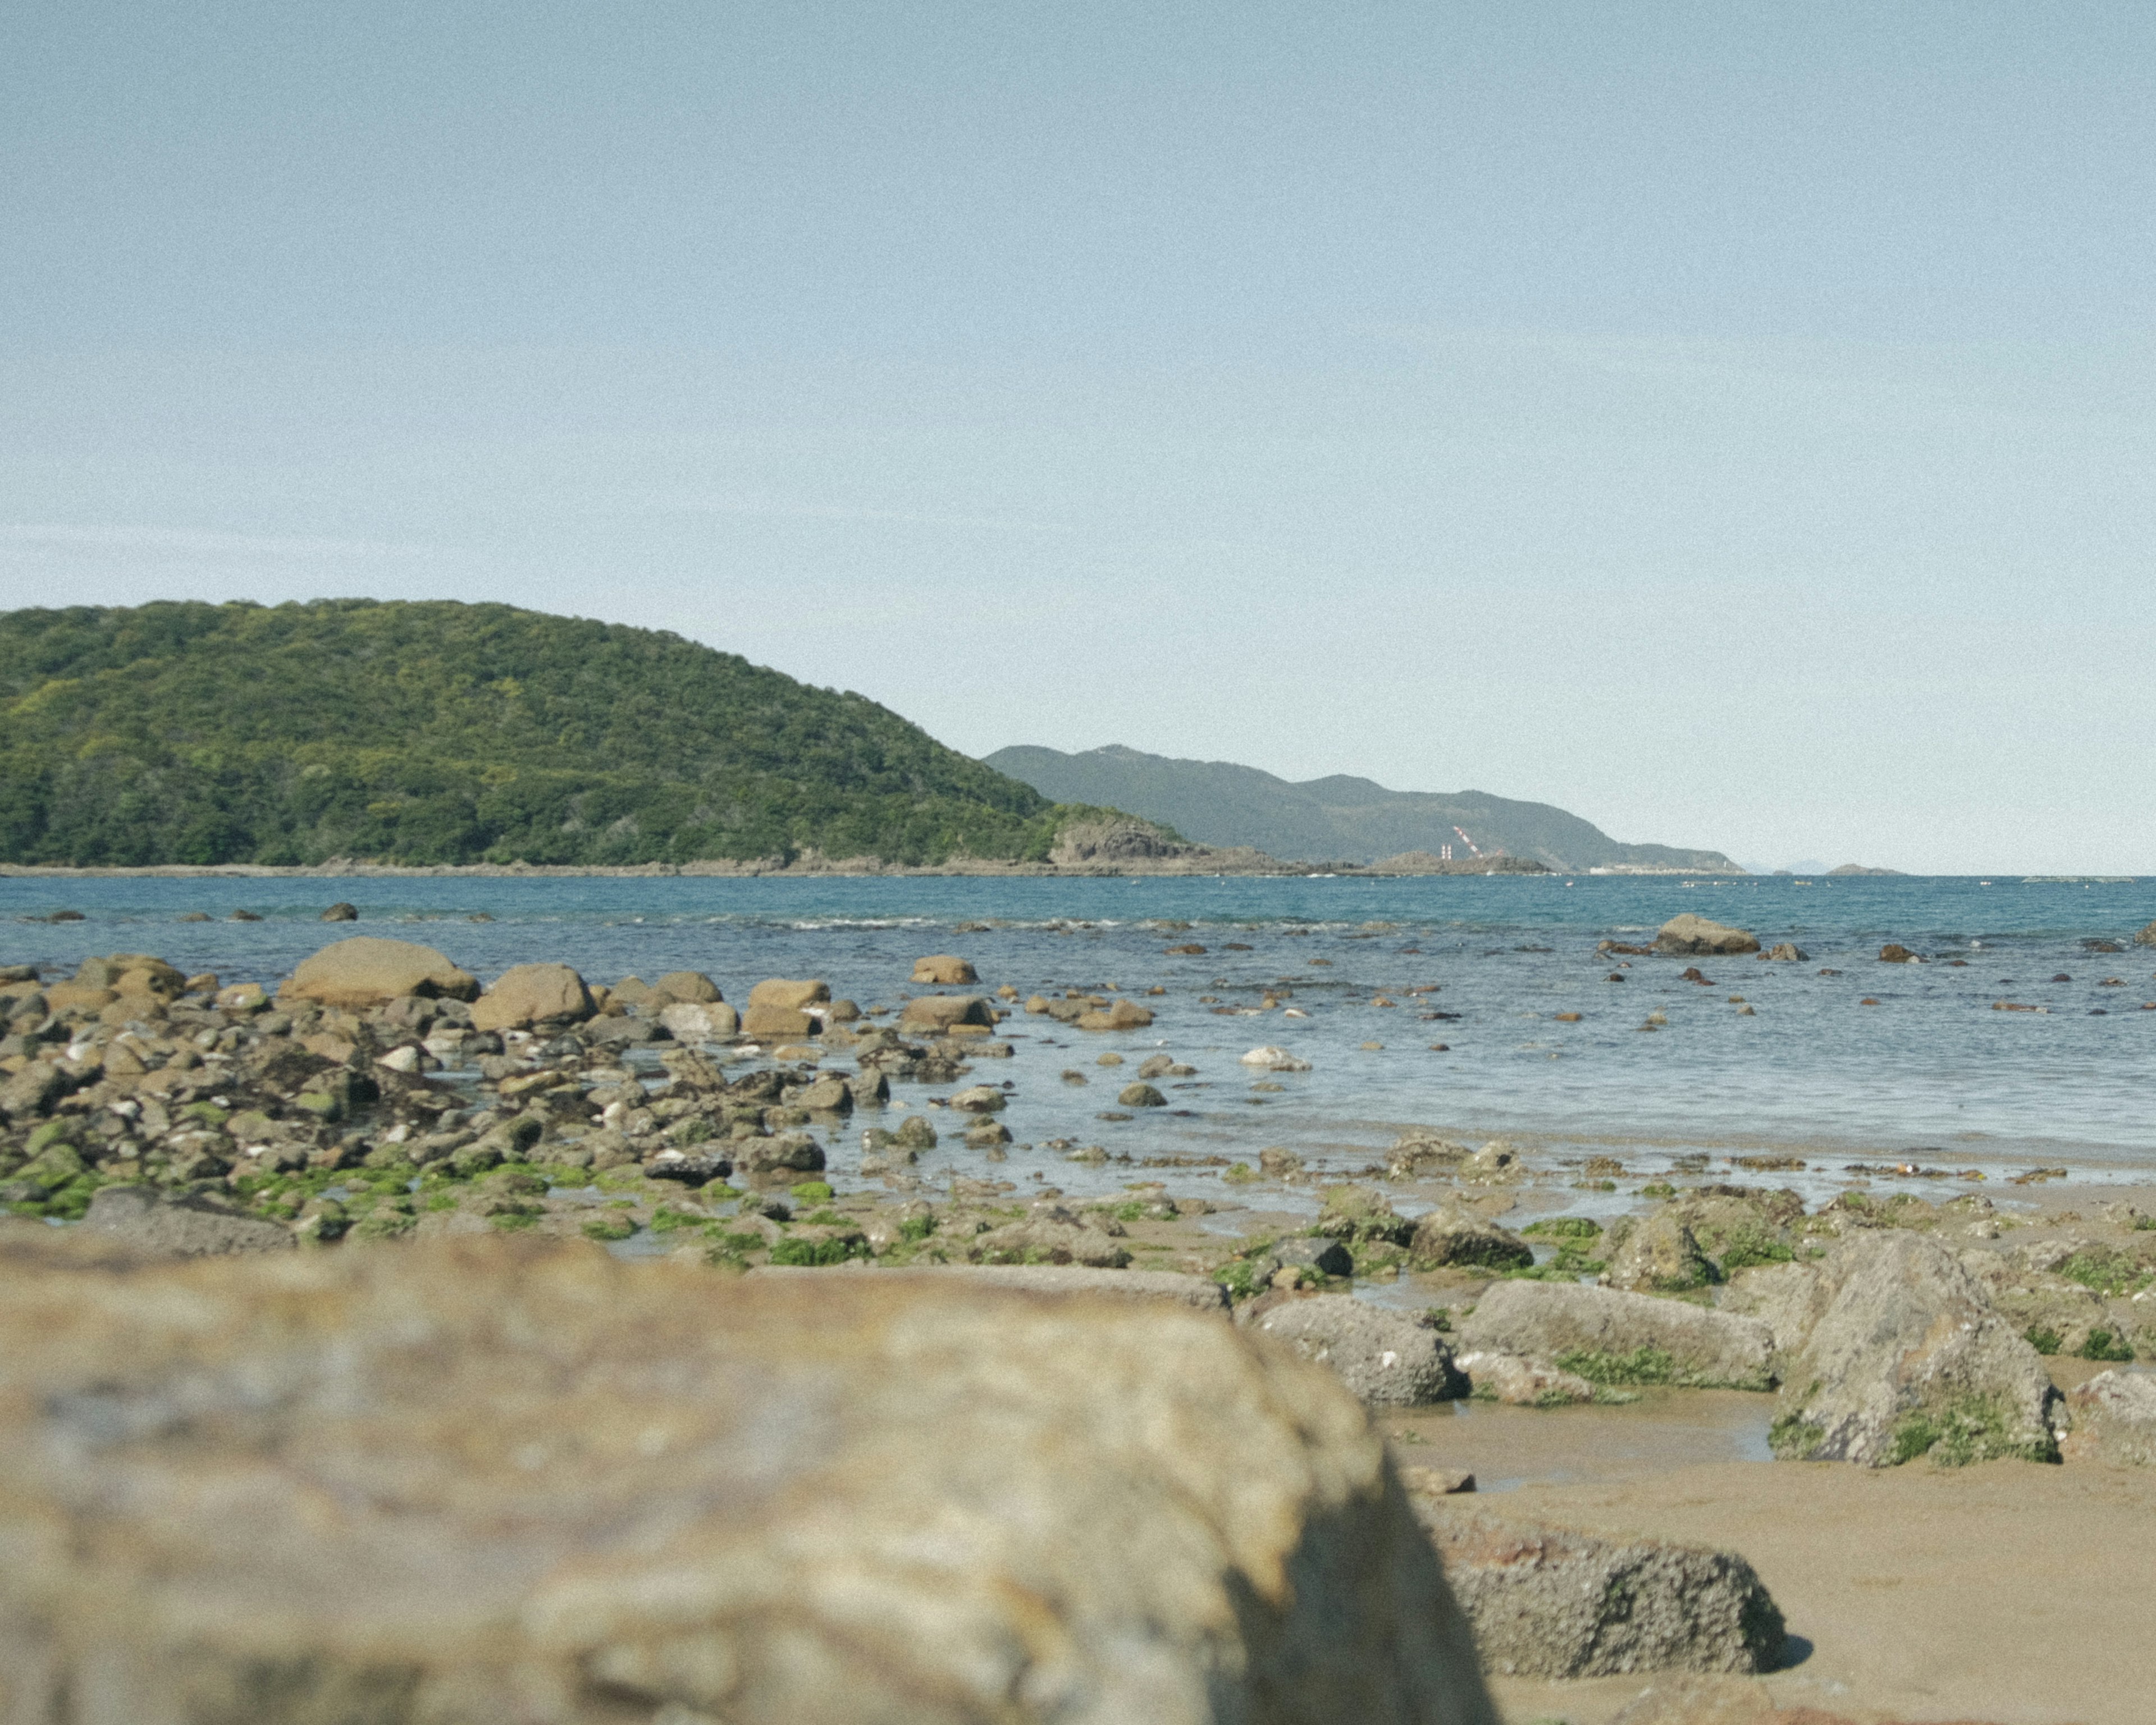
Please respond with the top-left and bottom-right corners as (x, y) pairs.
(8, 872), (2153, 1209)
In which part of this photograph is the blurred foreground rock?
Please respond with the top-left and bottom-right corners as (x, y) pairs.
(0, 1234), (1496, 1725)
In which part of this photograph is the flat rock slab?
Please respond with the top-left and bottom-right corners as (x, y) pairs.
(1417, 1502), (1785, 1680)
(0, 1235), (1491, 1724)
(1456, 1281), (1776, 1390)
(79, 1183), (296, 1255)
(753, 1261), (1231, 1313)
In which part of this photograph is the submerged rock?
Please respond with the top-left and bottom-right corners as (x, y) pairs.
(1652, 916), (1760, 957)
(0, 1236), (1497, 1725)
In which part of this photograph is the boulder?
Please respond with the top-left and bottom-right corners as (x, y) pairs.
(283, 937), (480, 1009)
(749, 978), (831, 1012)
(1263, 1236), (1355, 1279)
(734, 1135), (826, 1176)
(654, 970), (723, 1004)
(0, 1062), (68, 1122)
(320, 901), (359, 921)
(659, 1001), (741, 1044)
(1653, 916), (1760, 957)
(1767, 1231), (2058, 1466)
(742, 1005), (817, 1041)
(970, 1218), (1132, 1269)
(1453, 1351), (1594, 1407)
(471, 963), (595, 1033)
(1879, 943), (1920, 964)
(2135, 919), (2156, 947)
(1604, 1213), (1717, 1294)
(794, 1075), (854, 1113)
(1118, 1082), (1167, 1108)
(1249, 1294), (1461, 1405)
(1318, 1185), (1415, 1247)
(79, 1185), (296, 1256)
(911, 955), (979, 984)
(1240, 1044), (1312, 1071)
(949, 1084), (1006, 1113)
(1456, 1282), (1776, 1391)
(0, 1237), (1499, 1725)
(2061, 1370), (2156, 1466)
(1758, 942), (1808, 962)
(1076, 1000), (1155, 1031)
(1409, 1208), (1533, 1271)
(899, 994), (995, 1034)
(1418, 1503), (1785, 1678)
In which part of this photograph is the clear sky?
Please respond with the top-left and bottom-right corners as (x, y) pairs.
(6, 3), (2155, 873)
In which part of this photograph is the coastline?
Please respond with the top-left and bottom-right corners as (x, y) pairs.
(0, 856), (1724, 880)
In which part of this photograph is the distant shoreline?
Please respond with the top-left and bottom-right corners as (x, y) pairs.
(0, 858), (1734, 882)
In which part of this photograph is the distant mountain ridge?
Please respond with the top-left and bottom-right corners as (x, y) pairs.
(984, 745), (1742, 873)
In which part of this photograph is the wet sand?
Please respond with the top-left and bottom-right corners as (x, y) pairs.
(1389, 1386), (2156, 1724)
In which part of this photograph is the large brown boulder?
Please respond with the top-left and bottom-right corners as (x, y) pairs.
(282, 937), (479, 1009)
(470, 963), (595, 1032)
(743, 978), (830, 1041)
(0, 1235), (1496, 1725)
(912, 954), (979, 984)
(1652, 915), (1760, 957)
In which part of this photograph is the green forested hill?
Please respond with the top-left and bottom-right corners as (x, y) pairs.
(0, 600), (1080, 866)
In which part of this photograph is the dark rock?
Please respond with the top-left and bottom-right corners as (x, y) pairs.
(1420, 1503), (1785, 1678)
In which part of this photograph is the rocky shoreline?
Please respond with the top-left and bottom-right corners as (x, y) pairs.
(3, 923), (2150, 1722)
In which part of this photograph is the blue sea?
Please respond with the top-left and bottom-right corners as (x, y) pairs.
(7, 871), (2153, 1208)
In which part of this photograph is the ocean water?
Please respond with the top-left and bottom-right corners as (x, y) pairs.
(7, 871), (2154, 1208)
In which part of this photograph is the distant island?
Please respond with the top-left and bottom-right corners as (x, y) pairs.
(0, 600), (1179, 871)
(985, 744), (1742, 873)
(1824, 864), (1908, 877)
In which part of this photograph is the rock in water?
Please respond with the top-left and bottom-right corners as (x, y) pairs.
(1250, 1294), (1462, 1405)
(1652, 915), (1761, 956)
(1768, 1231), (2058, 1466)
(2061, 1370), (2156, 1466)
(0, 1236), (1496, 1725)
(912, 954), (979, 984)
(898, 993), (995, 1033)
(1456, 1282), (1776, 1391)
(281, 936), (481, 1008)
(1418, 1503), (1785, 1678)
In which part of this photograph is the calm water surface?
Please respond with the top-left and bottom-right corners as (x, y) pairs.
(6, 872), (2152, 1206)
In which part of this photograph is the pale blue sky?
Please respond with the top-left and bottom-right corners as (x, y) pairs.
(6, 3), (2155, 872)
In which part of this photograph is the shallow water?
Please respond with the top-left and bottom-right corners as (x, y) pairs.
(7, 872), (2154, 1208)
